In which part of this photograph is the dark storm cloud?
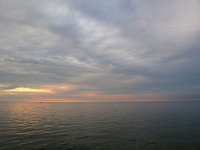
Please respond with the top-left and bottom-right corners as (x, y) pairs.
(0, 0), (200, 101)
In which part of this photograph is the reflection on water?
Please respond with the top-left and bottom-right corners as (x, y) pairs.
(8, 102), (48, 126)
(0, 101), (200, 150)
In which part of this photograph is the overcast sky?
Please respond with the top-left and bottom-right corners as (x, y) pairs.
(0, 0), (200, 102)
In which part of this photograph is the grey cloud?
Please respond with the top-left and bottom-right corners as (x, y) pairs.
(0, 0), (200, 100)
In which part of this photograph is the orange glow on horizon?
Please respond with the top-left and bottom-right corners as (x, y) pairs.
(0, 83), (9, 87)
(30, 92), (137, 102)
(0, 84), (168, 102)
(72, 92), (136, 100)
(1, 84), (79, 95)
(43, 84), (78, 91)
(31, 98), (83, 103)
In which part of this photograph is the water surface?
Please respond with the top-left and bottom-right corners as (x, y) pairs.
(0, 101), (200, 150)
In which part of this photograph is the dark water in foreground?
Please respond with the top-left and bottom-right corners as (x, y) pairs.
(0, 101), (200, 150)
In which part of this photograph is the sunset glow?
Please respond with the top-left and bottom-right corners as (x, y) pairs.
(3, 87), (53, 94)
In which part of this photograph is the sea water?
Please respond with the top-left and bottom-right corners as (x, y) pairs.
(0, 101), (200, 150)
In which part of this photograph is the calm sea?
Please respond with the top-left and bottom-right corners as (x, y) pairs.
(0, 101), (200, 150)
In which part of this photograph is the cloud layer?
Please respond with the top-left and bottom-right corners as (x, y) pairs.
(0, 0), (200, 101)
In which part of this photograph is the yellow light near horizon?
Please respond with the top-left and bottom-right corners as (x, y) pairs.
(3, 87), (53, 94)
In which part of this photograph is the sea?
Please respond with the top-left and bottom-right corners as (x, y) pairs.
(0, 101), (200, 150)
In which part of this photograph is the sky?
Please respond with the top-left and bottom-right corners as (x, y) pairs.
(0, 0), (200, 102)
